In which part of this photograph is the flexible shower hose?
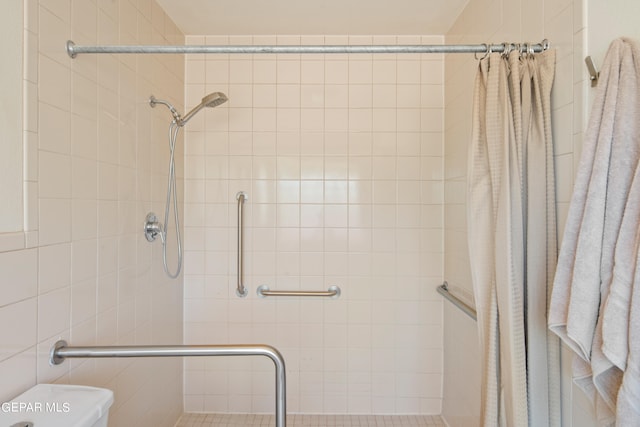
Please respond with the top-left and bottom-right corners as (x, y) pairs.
(161, 120), (183, 279)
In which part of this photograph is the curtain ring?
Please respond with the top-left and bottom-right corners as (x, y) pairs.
(500, 42), (508, 57)
(501, 42), (513, 57)
(475, 43), (490, 60)
(528, 42), (535, 55)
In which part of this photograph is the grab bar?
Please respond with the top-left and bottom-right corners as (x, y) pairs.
(236, 191), (248, 297)
(437, 281), (477, 321)
(257, 285), (341, 298)
(50, 340), (286, 427)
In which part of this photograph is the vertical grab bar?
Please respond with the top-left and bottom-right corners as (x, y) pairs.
(236, 191), (248, 297)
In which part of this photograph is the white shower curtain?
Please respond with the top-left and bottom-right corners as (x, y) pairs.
(467, 49), (560, 426)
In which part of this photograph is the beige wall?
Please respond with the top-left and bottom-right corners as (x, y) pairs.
(0, 0), (24, 234)
(0, 0), (185, 426)
(443, 0), (593, 425)
(182, 35), (445, 414)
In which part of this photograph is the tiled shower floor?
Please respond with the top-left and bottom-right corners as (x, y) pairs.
(176, 413), (446, 426)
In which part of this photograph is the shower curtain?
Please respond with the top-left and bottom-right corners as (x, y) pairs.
(467, 49), (560, 426)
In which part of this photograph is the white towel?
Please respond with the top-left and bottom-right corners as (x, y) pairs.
(607, 38), (640, 427)
(595, 153), (640, 421)
(549, 37), (640, 425)
(616, 256), (640, 425)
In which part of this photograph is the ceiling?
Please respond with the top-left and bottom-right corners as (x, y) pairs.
(155, 0), (470, 36)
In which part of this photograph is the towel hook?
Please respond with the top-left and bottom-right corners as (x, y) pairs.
(585, 56), (600, 87)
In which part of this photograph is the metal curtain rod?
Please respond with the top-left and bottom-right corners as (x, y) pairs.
(50, 340), (287, 427)
(65, 39), (550, 57)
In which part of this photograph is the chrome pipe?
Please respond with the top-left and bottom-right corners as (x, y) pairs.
(66, 40), (550, 57)
(257, 285), (341, 298)
(236, 191), (248, 297)
(50, 340), (286, 427)
(437, 282), (477, 321)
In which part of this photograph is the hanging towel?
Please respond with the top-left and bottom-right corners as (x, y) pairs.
(594, 149), (640, 423)
(608, 39), (640, 427)
(600, 38), (640, 379)
(601, 161), (640, 372)
(548, 37), (640, 425)
(592, 38), (640, 426)
(616, 254), (640, 425)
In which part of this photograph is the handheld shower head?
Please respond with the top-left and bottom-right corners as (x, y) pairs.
(180, 92), (228, 126)
(202, 92), (229, 108)
(149, 92), (228, 127)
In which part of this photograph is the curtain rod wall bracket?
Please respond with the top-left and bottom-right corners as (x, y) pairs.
(66, 40), (77, 58)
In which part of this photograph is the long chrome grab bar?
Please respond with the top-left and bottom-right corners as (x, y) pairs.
(50, 340), (286, 427)
(257, 285), (341, 298)
(236, 191), (248, 297)
(437, 281), (477, 321)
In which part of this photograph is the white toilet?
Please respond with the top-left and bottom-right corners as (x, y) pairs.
(0, 384), (114, 427)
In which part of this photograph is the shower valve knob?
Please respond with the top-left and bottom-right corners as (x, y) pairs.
(144, 212), (163, 242)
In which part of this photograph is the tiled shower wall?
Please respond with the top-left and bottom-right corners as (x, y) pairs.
(183, 35), (445, 414)
(0, 1), (185, 426)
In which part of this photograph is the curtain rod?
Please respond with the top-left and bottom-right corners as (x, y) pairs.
(65, 39), (549, 58)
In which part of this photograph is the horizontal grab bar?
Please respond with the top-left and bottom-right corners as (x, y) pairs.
(437, 281), (477, 321)
(257, 285), (341, 299)
(50, 340), (286, 427)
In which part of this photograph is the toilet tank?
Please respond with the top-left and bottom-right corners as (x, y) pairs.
(0, 384), (114, 427)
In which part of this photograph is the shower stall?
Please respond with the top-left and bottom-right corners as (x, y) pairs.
(0, 0), (600, 426)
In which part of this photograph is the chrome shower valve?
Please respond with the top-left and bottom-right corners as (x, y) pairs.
(144, 212), (163, 242)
